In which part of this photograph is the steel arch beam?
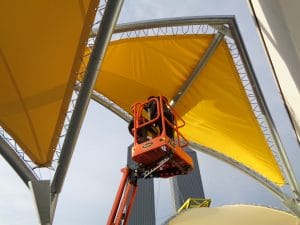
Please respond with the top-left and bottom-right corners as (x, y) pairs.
(93, 16), (234, 37)
(88, 16), (300, 205)
(228, 18), (300, 198)
(170, 31), (225, 106)
(0, 136), (38, 186)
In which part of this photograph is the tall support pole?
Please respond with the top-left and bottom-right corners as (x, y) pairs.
(170, 31), (225, 106)
(229, 19), (300, 199)
(29, 180), (51, 225)
(51, 0), (124, 209)
(0, 136), (38, 186)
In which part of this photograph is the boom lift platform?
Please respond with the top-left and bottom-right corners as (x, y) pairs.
(106, 96), (194, 225)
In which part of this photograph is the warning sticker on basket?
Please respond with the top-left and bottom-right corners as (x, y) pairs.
(142, 142), (153, 148)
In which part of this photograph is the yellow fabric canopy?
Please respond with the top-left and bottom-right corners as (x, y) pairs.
(0, 0), (99, 166)
(79, 35), (284, 185)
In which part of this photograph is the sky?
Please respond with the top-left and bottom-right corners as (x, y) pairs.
(1, 0), (300, 225)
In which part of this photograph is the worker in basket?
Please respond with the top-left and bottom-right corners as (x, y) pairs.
(145, 96), (174, 139)
(106, 97), (193, 225)
(128, 96), (174, 143)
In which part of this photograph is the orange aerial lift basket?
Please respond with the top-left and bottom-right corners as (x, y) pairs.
(106, 96), (194, 225)
(130, 96), (193, 178)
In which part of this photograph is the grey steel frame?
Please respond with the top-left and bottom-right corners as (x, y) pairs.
(88, 16), (300, 215)
(1, 12), (300, 223)
(170, 30), (225, 106)
(0, 137), (38, 185)
(0, 0), (124, 224)
(51, 0), (124, 196)
(113, 16), (232, 35)
(50, 0), (124, 220)
(228, 18), (300, 198)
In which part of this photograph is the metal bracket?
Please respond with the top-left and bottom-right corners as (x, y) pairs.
(29, 180), (51, 225)
(143, 156), (171, 178)
(283, 199), (300, 217)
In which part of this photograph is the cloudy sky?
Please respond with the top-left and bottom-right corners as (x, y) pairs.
(1, 0), (300, 225)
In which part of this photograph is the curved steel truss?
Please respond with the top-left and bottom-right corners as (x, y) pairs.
(85, 16), (300, 215)
(1, 7), (300, 224)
